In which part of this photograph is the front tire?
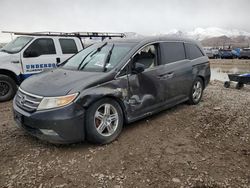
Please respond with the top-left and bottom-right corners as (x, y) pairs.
(188, 77), (204, 105)
(85, 98), (123, 144)
(0, 74), (17, 102)
(224, 81), (230, 88)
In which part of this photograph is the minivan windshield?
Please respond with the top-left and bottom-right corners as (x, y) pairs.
(1, 36), (33, 54)
(63, 42), (134, 72)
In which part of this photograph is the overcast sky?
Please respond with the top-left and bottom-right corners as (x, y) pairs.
(0, 0), (250, 42)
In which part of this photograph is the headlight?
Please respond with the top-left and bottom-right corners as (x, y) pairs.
(37, 93), (78, 110)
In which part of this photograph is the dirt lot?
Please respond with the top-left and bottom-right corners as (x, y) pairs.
(0, 72), (250, 187)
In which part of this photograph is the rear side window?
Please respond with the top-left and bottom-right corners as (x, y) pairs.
(160, 42), (186, 64)
(24, 38), (56, 57)
(185, 43), (204, 60)
(59, 39), (78, 54)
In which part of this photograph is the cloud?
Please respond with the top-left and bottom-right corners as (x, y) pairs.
(0, 0), (250, 42)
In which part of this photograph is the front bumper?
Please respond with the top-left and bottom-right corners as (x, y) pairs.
(13, 101), (85, 144)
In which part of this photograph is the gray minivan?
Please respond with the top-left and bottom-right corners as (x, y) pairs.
(13, 37), (210, 144)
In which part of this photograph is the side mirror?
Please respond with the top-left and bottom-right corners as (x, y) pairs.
(23, 50), (39, 58)
(133, 62), (145, 74)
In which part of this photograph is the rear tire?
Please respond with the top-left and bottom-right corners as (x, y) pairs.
(85, 98), (123, 144)
(0, 74), (17, 102)
(236, 82), (244, 90)
(188, 77), (204, 105)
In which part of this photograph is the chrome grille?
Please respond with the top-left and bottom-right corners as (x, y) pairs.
(15, 88), (43, 112)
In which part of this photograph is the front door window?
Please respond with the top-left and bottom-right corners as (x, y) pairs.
(133, 45), (157, 70)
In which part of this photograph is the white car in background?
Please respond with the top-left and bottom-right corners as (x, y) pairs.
(203, 47), (219, 59)
(203, 47), (213, 58)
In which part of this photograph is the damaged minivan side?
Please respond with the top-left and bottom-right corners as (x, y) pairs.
(13, 37), (210, 144)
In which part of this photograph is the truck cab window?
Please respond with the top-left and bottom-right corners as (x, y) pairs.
(59, 39), (78, 54)
(24, 38), (56, 58)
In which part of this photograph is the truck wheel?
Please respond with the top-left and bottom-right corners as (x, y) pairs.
(0, 74), (17, 102)
(85, 98), (123, 144)
(236, 82), (244, 90)
(188, 77), (204, 105)
(224, 81), (230, 88)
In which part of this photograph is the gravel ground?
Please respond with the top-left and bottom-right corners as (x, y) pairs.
(0, 81), (250, 188)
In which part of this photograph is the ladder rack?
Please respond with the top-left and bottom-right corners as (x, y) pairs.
(2, 31), (125, 39)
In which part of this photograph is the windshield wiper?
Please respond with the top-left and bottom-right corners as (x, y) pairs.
(90, 42), (107, 57)
(78, 42), (108, 70)
(103, 44), (114, 72)
(77, 50), (94, 70)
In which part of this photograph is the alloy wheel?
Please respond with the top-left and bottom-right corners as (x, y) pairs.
(94, 103), (119, 137)
(192, 81), (202, 102)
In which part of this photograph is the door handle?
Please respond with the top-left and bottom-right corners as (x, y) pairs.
(157, 72), (174, 80)
(11, 60), (20, 64)
(166, 72), (174, 78)
(56, 57), (60, 64)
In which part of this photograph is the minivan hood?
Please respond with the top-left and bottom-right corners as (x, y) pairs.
(20, 68), (111, 96)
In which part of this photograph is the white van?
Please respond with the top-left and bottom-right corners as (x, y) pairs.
(0, 31), (125, 102)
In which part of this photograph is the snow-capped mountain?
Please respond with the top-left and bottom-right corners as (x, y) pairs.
(124, 32), (144, 39)
(165, 27), (250, 41)
(1, 27), (250, 46)
(128, 27), (250, 47)
(126, 27), (250, 42)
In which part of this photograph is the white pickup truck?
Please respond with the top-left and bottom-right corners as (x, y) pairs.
(0, 31), (125, 102)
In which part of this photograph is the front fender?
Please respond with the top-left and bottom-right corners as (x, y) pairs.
(77, 86), (127, 108)
(0, 62), (20, 76)
(0, 52), (21, 75)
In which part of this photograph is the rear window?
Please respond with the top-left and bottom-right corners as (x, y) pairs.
(160, 42), (186, 64)
(185, 43), (204, 60)
(59, 39), (78, 54)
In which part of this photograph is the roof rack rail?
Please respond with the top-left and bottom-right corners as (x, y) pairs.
(2, 31), (126, 39)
